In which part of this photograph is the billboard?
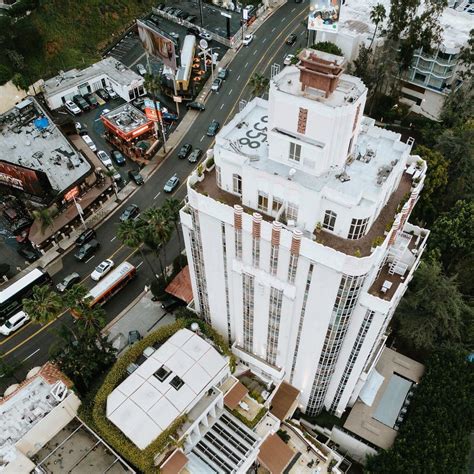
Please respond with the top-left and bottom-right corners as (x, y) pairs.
(308, 0), (342, 32)
(137, 19), (177, 72)
(0, 161), (51, 197)
(144, 98), (161, 122)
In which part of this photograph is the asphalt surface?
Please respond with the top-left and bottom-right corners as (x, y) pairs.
(0, 1), (309, 390)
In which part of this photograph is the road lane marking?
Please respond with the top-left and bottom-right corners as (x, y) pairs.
(22, 348), (40, 362)
(237, 75), (241, 81)
(253, 49), (258, 55)
(200, 135), (205, 142)
(228, 89), (233, 95)
(272, 27), (276, 32)
(281, 17), (286, 22)
(291, 7), (296, 12)
(220, 104), (224, 110)
(110, 236), (116, 242)
(85, 256), (95, 264)
(0, 322), (32, 346)
(137, 261), (144, 269)
(245, 62), (249, 68)
(153, 191), (161, 200)
(262, 38), (267, 43)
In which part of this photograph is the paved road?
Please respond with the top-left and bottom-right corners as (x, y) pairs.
(0, 1), (309, 388)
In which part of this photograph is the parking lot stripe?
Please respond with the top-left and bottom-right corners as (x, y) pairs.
(262, 38), (267, 43)
(228, 89), (233, 95)
(136, 261), (144, 269)
(291, 7), (296, 12)
(253, 49), (258, 55)
(85, 255), (95, 264)
(153, 191), (161, 200)
(281, 17), (286, 22)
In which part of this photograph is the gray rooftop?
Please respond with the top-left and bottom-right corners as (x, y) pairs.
(0, 98), (91, 192)
(43, 57), (143, 97)
(102, 103), (150, 133)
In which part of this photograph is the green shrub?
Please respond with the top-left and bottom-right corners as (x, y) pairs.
(372, 236), (384, 248)
(231, 407), (267, 429)
(89, 319), (233, 471)
(0, 65), (12, 85)
(249, 390), (264, 404)
(310, 41), (343, 56)
(197, 164), (203, 177)
(205, 157), (214, 169)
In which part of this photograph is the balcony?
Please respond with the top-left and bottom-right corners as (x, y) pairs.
(368, 224), (429, 301)
(314, 173), (413, 257)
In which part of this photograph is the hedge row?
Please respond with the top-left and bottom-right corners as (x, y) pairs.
(90, 318), (232, 472)
(232, 406), (268, 429)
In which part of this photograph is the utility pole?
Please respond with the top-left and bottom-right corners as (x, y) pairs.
(198, 0), (204, 27)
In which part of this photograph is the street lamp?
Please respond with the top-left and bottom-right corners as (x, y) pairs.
(72, 195), (87, 230)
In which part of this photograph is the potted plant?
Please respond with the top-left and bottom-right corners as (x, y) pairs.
(205, 157), (215, 170)
(196, 164), (204, 181)
(371, 235), (384, 252)
(315, 221), (322, 234)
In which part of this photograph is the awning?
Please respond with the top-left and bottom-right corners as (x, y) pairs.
(165, 265), (193, 304)
(224, 381), (248, 410)
(258, 434), (295, 474)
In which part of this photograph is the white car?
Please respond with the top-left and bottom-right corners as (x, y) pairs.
(90, 259), (114, 281)
(82, 134), (97, 152)
(199, 31), (212, 41)
(284, 54), (296, 66)
(65, 100), (81, 115)
(242, 34), (254, 46)
(0, 311), (30, 336)
(97, 150), (113, 167)
(105, 86), (118, 99)
(100, 108), (111, 117)
(136, 63), (147, 76)
(75, 122), (82, 132)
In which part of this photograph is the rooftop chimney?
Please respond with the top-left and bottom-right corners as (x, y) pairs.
(297, 48), (346, 98)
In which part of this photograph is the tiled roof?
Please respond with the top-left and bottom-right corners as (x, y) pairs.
(258, 433), (295, 473)
(165, 265), (193, 303)
(270, 382), (300, 421)
(224, 381), (248, 410)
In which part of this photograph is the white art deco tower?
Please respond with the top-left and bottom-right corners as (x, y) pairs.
(180, 49), (429, 416)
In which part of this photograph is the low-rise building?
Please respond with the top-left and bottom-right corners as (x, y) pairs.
(316, 0), (472, 119)
(43, 57), (145, 110)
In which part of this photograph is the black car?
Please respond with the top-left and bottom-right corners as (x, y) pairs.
(74, 239), (100, 261)
(207, 120), (220, 137)
(73, 94), (90, 111)
(186, 14), (197, 23)
(75, 228), (96, 247)
(286, 33), (297, 45)
(178, 143), (192, 159)
(112, 150), (126, 166)
(128, 330), (142, 345)
(120, 204), (140, 222)
(17, 246), (40, 263)
(188, 148), (203, 164)
(186, 101), (205, 111)
(96, 88), (110, 101)
(84, 93), (98, 108)
(128, 170), (144, 185)
(187, 27), (200, 36)
(161, 297), (181, 312)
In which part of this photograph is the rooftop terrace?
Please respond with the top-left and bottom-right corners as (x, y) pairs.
(101, 103), (151, 134)
(0, 98), (91, 193)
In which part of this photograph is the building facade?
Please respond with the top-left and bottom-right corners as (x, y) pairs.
(181, 49), (429, 416)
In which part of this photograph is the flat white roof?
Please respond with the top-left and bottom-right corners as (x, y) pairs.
(339, 0), (472, 51)
(107, 329), (228, 450)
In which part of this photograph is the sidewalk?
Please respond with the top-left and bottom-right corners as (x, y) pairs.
(103, 291), (176, 353)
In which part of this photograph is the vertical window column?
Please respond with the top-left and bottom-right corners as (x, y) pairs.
(221, 222), (232, 342)
(252, 212), (262, 268)
(288, 229), (302, 284)
(270, 221), (282, 276)
(266, 287), (284, 366)
(234, 205), (243, 260)
(242, 273), (255, 352)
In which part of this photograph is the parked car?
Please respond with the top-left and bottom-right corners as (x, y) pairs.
(187, 26), (200, 36)
(75, 122), (83, 132)
(65, 100), (81, 115)
(11, 218), (33, 236)
(163, 175), (179, 193)
(105, 86), (118, 99)
(74, 239), (100, 261)
(243, 34), (254, 46)
(186, 14), (197, 22)
(17, 246), (40, 263)
(286, 33), (297, 45)
(91, 259), (114, 281)
(111, 150), (126, 166)
(84, 93), (98, 108)
(82, 134), (97, 152)
(3, 207), (18, 223)
(178, 143), (192, 160)
(106, 164), (121, 182)
(199, 31), (212, 41)
(75, 228), (96, 247)
(162, 112), (178, 122)
(0, 311), (30, 336)
(161, 297), (181, 312)
(136, 63), (147, 76)
(97, 150), (113, 167)
(284, 54), (296, 66)
(73, 94), (90, 111)
(56, 272), (81, 293)
(186, 101), (206, 111)
(128, 330), (142, 345)
(128, 170), (144, 185)
(169, 31), (180, 40)
(207, 120), (220, 137)
(120, 204), (140, 222)
(188, 148), (203, 164)
(100, 108), (111, 116)
(211, 78), (223, 92)
(217, 68), (229, 80)
(96, 88), (110, 101)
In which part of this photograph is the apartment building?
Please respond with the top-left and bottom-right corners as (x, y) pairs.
(181, 48), (429, 418)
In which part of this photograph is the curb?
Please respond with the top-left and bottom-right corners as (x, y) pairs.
(102, 290), (148, 334)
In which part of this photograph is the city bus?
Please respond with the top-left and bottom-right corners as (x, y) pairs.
(83, 261), (137, 312)
(0, 268), (51, 323)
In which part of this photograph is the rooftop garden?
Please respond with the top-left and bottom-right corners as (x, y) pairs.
(79, 318), (234, 473)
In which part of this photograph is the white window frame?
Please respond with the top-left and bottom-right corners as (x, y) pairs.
(289, 142), (301, 163)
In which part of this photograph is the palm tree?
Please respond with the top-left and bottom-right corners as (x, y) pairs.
(142, 207), (172, 281)
(32, 207), (56, 235)
(103, 168), (119, 200)
(249, 73), (270, 98)
(369, 3), (386, 49)
(23, 285), (63, 325)
(63, 284), (104, 334)
(162, 198), (183, 249)
(117, 218), (159, 279)
(144, 72), (167, 152)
